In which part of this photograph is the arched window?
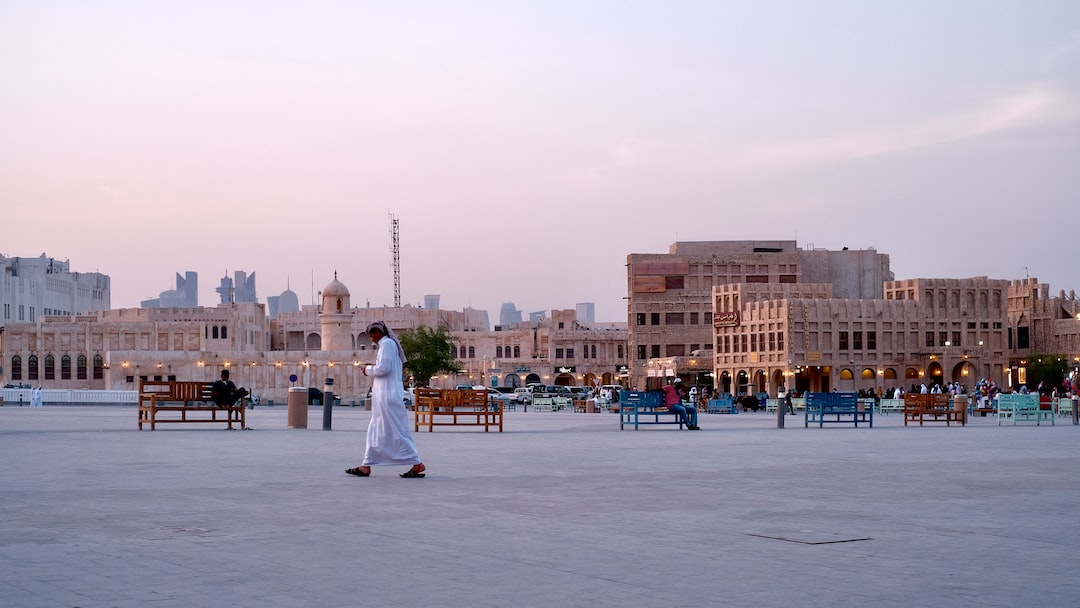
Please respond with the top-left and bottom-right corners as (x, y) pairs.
(77, 355), (88, 380)
(336, 297), (343, 312)
(212, 326), (219, 339)
(459, 346), (466, 358)
(10, 355), (21, 380)
(496, 346), (503, 358)
(839, 368), (854, 380)
(28, 355), (39, 380)
(220, 326), (228, 339)
(93, 354), (104, 380)
(468, 346), (475, 359)
(513, 346), (520, 358)
(44, 354), (56, 380)
(61, 355), (72, 380)
(591, 345), (597, 358)
(861, 368), (875, 380)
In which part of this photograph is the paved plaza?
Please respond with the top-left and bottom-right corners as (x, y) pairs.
(2, 404), (1079, 608)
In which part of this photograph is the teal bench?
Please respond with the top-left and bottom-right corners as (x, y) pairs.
(805, 392), (872, 428)
(997, 393), (1054, 426)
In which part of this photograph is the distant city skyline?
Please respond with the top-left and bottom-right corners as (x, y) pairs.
(3, 2), (1077, 322)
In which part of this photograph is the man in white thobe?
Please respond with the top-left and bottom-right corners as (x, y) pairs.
(346, 321), (426, 478)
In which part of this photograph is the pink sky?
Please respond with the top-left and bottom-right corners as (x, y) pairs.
(3, 2), (1078, 322)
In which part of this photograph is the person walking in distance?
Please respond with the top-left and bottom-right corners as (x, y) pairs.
(346, 321), (427, 479)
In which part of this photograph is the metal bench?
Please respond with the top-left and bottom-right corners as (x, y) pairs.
(804, 392), (872, 428)
(618, 390), (684, 430)
(996, 393), (1053, 426)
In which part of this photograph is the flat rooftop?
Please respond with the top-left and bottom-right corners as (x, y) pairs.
(2, 405), (1078, 608)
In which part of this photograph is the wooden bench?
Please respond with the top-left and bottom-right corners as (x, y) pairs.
(903, 394), (964, 426)
(619, 390), (684, 430)
(804, 392), (872, 428)
(996, 393), (1054, 426)
(413, 388), (503, 432)
(137, 380), (247, 430)
(971, 395), (996, 417)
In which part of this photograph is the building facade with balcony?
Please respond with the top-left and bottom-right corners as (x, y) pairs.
(626, 240), (892, 390)
(711, 275), (1080, 398)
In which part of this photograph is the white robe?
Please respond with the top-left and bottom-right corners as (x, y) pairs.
(361, 335), (422, 467)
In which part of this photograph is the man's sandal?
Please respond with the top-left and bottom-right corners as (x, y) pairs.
(345, 467), (370, 477)
(400, 469), (426, 478)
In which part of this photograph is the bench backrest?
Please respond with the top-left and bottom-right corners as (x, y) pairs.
(139, 380), (214, 403)
(415, 387), (443, 409)
(997, 393), (1039, 409)
(806, 392), (857, 410)
(620, 390), (665, 408)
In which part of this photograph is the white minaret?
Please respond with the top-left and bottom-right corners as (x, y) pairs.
(319, 272), (353, 351)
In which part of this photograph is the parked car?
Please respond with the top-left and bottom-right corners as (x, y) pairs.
(549, 385), (573, 397)
(487, 391), (517, 407)
(513, 387), (533, 404)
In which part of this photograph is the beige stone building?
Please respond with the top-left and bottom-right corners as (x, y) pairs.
(0, 276), (628, 402)
(710, 275), (1080, 398)
(712, 277), (1008, 396)
(626, 240), (891, 390)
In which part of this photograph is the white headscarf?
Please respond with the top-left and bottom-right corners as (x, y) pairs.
(367, 321), (407, 364)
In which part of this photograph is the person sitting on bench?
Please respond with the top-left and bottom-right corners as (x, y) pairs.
(211, 369), (248, 406)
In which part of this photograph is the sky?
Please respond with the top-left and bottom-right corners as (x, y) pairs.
(2, 1), (1078, 323)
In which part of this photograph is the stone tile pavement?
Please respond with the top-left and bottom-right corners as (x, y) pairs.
(1, 405), (1078, 608)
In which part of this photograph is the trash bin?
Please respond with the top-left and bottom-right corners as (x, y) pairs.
(287, 387), (308, 429)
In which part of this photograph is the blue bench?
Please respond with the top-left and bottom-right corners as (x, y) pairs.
(804, 392), (872, 428)
(706, 396), (737, 414)
(618, 390), (684, 430)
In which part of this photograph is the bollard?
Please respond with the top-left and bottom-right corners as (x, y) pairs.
(323, 378), (334, 430)
(776, 394), (785, 429)
(1073, 398), (1078, 426)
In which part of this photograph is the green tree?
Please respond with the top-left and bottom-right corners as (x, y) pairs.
(397, 324), (462, 387)
(1026, 354), (1069, 394)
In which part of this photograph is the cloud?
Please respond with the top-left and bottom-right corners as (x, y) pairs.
(555, 136), (657, 187)
(718, 87), (1078, 172)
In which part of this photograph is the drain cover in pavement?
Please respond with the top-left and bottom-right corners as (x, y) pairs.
(746, 529), (872, 545)
(156, 525), (212, 535)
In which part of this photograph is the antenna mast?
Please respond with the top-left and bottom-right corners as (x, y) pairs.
(390, 212), (401, 307)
